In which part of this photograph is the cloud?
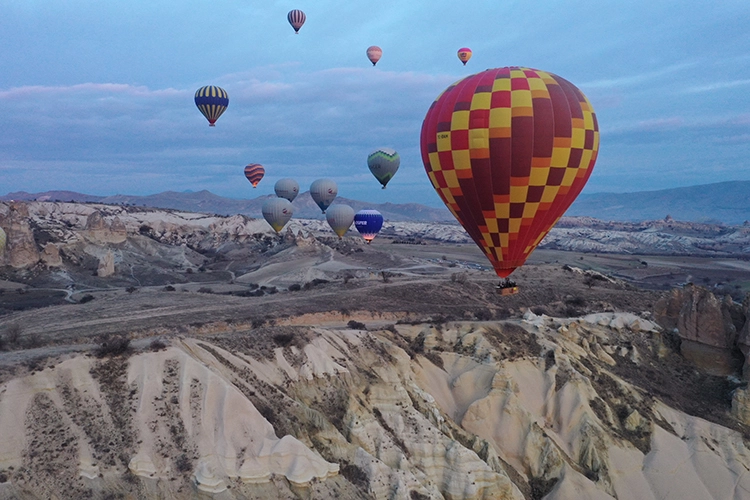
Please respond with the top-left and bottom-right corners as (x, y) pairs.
(682, 79), (750, 94)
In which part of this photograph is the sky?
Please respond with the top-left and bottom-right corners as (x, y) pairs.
(1, 0), (749, 208)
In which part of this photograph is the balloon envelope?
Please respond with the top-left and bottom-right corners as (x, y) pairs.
(287, 9), (306, 33)
(195, 86), (228, 126)
(420, 67), (599, 278)
(326, 204), (355, 238)
(262, 198), (294, 233)
(367, 148), (400, 189)
(244, 164), (265, 188)
(275, 178), (300, 202)
(309, 179), (338, 213)
(354, 209), (383, 243)
(367, 46), (382, 66)
(457, 48), (472, 66)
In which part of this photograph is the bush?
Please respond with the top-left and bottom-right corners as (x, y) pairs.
(126, 286), (137, 294)
(450, 272), (468, 284)
(79, 294), (95, 304)
(288, 283), (301, 292)
(163, 285), (176, 291)
(197, 287), (213, 294)
(5, 324), (22, 345)
(149, 339), (167, 351)
(272, 333), (295, 347)
(95, 335), (132, 357)
(347, 320), (366, 330)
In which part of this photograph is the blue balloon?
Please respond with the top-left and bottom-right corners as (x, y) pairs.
(354, 209), (383, 244)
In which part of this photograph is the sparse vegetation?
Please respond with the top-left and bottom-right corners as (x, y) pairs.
(95, 334), (132, 357)
(5, 324), (22, 346)
(347, 320), (366, 330)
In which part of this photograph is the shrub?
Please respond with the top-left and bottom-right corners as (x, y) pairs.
(272, 333), (295, 347)
(5, 324), (22, 345)
(126, 286), (137, 294)
(163, 285), (176, 291)
(474, 309), (493, 321)
(450, 272), (468, 284)
(288, 283), (301, 292)
(347, 320), (366, 330)
(197, 287), (213, 294)
(95, 335), (132, 357)
(149, 339), (167, 351)
(25, 333), (42, 349)
(79, 294), (95, 304)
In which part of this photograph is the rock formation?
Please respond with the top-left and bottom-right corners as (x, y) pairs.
(653, 285), (746, 375)
(0, 202), (40, 268)
(1, 313), (749, 499)
(96, 250), (115, 277)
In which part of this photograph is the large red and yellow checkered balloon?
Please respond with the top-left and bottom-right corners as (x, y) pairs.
(420, 67), (599, 278)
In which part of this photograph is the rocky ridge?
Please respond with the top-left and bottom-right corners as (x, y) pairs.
(1, 312), (749, 499)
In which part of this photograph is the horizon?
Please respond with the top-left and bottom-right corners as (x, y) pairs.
(3, 178), (747, 207)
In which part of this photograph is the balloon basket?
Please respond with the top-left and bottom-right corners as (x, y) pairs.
(495, 278), (518, 296)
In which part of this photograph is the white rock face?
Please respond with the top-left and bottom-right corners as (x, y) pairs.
(1, 316), (749, 499)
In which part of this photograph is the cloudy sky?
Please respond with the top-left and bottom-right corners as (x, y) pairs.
(1, 1), (749, 207)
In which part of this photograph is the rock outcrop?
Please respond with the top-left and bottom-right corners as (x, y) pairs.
(654, 285), (746, 375)
(84, 211), (127, 244)
(96, 250), (115, 277)
(0, 202), (40, 268)
(1, 313), (749, 499)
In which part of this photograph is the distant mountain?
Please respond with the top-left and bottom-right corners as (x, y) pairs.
(567, 181), (750, 225)
(0, 189), (456, 223)
(4, 180), (749, 224)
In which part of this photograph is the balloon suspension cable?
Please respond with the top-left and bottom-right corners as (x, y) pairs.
(209, 123), (216, 127)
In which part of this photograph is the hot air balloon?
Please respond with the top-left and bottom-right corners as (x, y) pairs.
(262, 198), (294, 233)
(326, 204), (355, 239)
(354, 209), (383, 244)
(367, 46), (382, 66)
(194, 86), (228, 126)
(244, 164), (265, 188)
(457, 48), (472, 66)
(0, 227), (6, 256)
(287, 9), (306, 33)
(420, 67), (599, 280)
(367, 148), (400, 189)
(310, 179), (338, 214)
(275, 178), (300, 202)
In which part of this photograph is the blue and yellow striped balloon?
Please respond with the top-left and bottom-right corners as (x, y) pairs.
(194, 86), (228, 127)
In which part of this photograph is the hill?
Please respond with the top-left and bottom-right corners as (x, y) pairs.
(568, 180), (750, 224)
(4, 180), (750, 224)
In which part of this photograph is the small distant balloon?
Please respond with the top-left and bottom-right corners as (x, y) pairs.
(275, 178), (300, 202)
(457, 48), (472, 66)
(354, 209), (383, 244)
(287, 9), (306, 33)
(194, 86), (228, 126)
(310, 179), (338, 214)
(367, 46), (382, 66)
(367, 148), (400, 189)
(326, 204), (355, 239)
(244, 164), (265, 188)
(262, 198), (294, 233)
